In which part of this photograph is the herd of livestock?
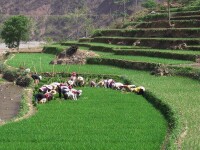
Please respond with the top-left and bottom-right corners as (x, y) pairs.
(34, 72), (145, 104)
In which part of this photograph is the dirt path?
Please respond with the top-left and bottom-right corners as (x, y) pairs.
(0, 83), (23, 125)
(0, 43), (41, 125)
(0, 84), (36, 126)
(14, 88), (36, 123)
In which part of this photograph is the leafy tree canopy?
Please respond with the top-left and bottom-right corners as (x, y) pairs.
(142, 0), (157, 9)
(1, 15), (31, 49)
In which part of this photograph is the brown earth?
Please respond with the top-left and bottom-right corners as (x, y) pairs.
(0, 82), (23, 124)
(11, 47), (43, 53)
(50, 50), (99, 65)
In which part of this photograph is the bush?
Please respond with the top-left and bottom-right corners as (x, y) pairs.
(2, 69), (19, 82)
(3, 51), (10, 59)
(142, 0), (157, 9)
(16, 75), (32, 87)
(190, 0), (200, 6)
(43, 45), (65, 55)
(66, 45), (78, 56)
(0, 63), (6, 73)
(92, 30), (103, 37)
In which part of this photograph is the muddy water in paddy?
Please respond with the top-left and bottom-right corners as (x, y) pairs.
(0, 83), (23, 122)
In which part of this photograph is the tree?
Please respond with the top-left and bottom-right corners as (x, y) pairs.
(167, 0), (173, 25)
(1, 15), (31, 50)
(168, 0), (171, 24)
(114, 0), (130, 24)
(141, 0), (157, 9)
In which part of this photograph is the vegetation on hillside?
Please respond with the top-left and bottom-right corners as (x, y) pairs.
(1, 15), (31, 50)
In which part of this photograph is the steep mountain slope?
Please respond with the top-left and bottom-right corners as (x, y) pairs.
(0, 0), (141, 41)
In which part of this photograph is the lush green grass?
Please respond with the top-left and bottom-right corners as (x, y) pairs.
(95, 52), (193, 64)
(7, 53), (57, 73)
(0, 87), (167, 150)
(43, 44), (68, 55)
(93, 37), (200, 41)
(7, 53), (193, 72)
(62, 41), (146, 49)
(114, 49), (200, 55)
(6, 53), (200, 149)
(170, 6), (200, 12)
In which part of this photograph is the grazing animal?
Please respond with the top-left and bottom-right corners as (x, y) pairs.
(117, 41), (125, 45)
(172, 43), (187, 50)
(169, 23), (175, 28)
(150, 11), (156, 14)
(180, 43), (187, 49)
(108, 40), (112, 44)
(133, 40), (140, 46)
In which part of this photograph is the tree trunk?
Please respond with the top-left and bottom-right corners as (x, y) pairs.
(168, 0), (171, 24)
(123, 1), (126, 24)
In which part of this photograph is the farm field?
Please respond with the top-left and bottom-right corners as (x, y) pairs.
(0, 87), (167, 150)
(5, 52), (200, 149)
(2, 2), (200, 149)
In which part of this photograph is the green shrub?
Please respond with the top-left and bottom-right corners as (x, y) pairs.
(0, 63), (6, 73)
(43, 45), (65, 55)
(3, 51), (10, 59)
(142, 0), (157, 9)
(2, 69), (19, 82)
(191, 0), (200, 6)
(92, 30), (103, 37)
(16, 75), (32, 87)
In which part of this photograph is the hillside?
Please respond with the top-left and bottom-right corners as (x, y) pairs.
(0, 0), (142, 41)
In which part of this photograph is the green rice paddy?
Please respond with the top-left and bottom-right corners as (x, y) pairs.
(5, 52), (200, 149)
(0, 87), (167, 150)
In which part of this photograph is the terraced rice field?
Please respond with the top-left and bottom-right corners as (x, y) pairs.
(2, 4), (200, 150)
(5, 52), (200, 149)
(0, 87), (167, 150)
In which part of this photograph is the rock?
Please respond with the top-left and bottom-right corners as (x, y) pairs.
(49, 50), (98, 65)
(57, 52), (66, 58)
(49, 60), (57, 64)
(57, 60), (63, 64)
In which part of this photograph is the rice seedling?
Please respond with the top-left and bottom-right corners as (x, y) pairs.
(6, 53), (200, 149)
(0, 87), (167, 150)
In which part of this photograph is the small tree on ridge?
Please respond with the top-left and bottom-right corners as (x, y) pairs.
(1, 15), (31, 50)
